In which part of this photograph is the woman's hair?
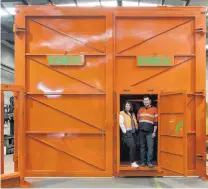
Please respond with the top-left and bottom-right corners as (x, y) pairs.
(123, 101), (133, 114)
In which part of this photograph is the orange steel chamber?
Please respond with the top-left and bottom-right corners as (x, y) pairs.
(14, 5), (206, 179)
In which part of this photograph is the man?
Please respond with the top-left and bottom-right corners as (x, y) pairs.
(137, 96), (158, 168)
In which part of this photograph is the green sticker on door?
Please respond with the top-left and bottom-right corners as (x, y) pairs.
(137, 56), (174, 66)
(175, 121), (184, 134)
(48, 55), (85, 66)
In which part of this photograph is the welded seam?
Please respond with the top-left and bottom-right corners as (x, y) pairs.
(117, 18), (194, 54)
(187, 95), (195, 106)
(27, 57), (105, 93)
(29, 19), (105, 54)
(130, 57), (193, 87)
(161, 168), (183, 175)
(28, 135), (105, 171)
(27, 95), (103, 131)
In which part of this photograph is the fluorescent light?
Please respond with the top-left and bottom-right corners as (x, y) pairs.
(101, 1), (117, 7)
(56, 4), (76, 7)
(123, 1), (138, 7)
(139, 2), (158, 7)
(78, 2), (100, 7)
(206, 45), (208, 49)
(0, 7), (15, 16)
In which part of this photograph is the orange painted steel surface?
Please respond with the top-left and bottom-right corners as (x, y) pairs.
(14, 5), (206, 178)
(0, 84), (25, 188)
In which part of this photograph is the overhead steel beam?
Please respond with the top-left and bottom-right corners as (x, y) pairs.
(1, 33), (14, 41)
(1, 40), (14, 51)
(99, 0), (101, 6)
(2, 0), (28, 5)
(185, 0), (191, 6)
(1, 3), (14, 20)
(161, 0), (166, 5)
(138, 0), (141, 6)
(117, 0), (122, 6)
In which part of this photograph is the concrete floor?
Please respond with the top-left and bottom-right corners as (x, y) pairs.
(3, 155), (208, 188)
(24, 177), (208, 188)
(4, 154), (14, 174)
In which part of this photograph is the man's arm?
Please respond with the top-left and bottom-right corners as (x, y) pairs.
(119, 114), (126, 134)
(152, 108), (158, 138)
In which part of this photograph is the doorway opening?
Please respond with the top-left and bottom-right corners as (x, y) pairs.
(3, 91), (15, 174)
(119, 94), (158, 170)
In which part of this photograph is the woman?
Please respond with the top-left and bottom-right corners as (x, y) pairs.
(119, 101), (139, 168)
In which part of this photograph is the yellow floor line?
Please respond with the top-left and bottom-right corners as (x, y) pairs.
(153, 177), (162, 188)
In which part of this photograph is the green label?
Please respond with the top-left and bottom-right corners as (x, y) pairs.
(48, 55), (84, 66)
(137, 56), (173, 66)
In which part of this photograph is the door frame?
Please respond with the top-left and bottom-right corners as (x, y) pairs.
(15, 8), (114, 177)
(113, 92), (161, 175)
(0, 84), (30, 188)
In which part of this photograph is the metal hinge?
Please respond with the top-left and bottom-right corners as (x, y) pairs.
(14, 92), (18, 99)
(194, 90), (205, 97)
(194, 27), (205, 34)
(113, 91), (116, 96)
(114, 114), (117, 120)
(196, 152), (206, 161)
(13, 24), (26, 33)
(13, 154), (18, 162)
(114, 159), (117, 164)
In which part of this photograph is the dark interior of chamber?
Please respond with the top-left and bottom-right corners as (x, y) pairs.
(120, 94), (158, 166)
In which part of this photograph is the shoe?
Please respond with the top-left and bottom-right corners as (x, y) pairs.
(140, 163), (146, 167)
(147, 163), (154, 168)
(131, 162), (139, 168)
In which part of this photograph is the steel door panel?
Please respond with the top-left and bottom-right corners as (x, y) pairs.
(187, 135), (196, 170)
(26, 56), (106, 92)
(160, 152), (184, 174)
(26, 18), (106, 54)
(116, 18), (194, 56)
(31, 17), (106, 33)
(159, 92), (186, 175)
(26, 96), (105, 131)
(26, 137), (102, 172)
(22, 13), (113, 176)
(26, 135), (105, 170)
(116, 57), (194, 93)
(160, 94), (185, 113)
(116, 18), (192, 54)
(26, 97), (102, 134)
(160, 114), (184, 137)
(160, 136), (183, 155)
(26, 58), (105, 94)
